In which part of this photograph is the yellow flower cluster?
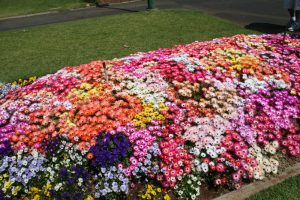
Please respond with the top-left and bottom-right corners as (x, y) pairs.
(0, 173), (13, 195)
(22, 184), (52, 200)
(231, 55), (259, 71)
(133, 103), (167, 127)
(68, 83), (103, 102)
(85, 195), (94, 200)
(0, 174), (23, 197)
(139, 184), (171, 200)
(12, 76), (37, 87)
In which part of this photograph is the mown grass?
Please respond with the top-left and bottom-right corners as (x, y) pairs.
(248, 175), (300, 200)
(0, 9), (256, 82)
(0, 0), (87, 18)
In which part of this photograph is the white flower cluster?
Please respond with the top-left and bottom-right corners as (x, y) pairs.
(240, 75), (267, 93)
(249, 143), (279, 180)
(202, 79), (245, 121)
(240, 75), (288, 93)
(121, 69), (168, 108)
(53, 100), (73, 110)
(184, 115), (231, 150)
(174, 170), (201, 200)
(168, 54), (204, 72)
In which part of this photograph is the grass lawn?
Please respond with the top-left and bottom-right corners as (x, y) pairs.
(0, 0), (87, 18)
(248, 175), (300, 200)
(0, 9), (256, 82)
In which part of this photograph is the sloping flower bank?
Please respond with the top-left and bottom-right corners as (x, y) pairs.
(0, 34), (299, 200)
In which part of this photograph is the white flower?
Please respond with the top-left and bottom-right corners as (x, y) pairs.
(46, 167), (52, 172)
(54, 184), (61, 191)
(22, 160), (28, 166)
(264, 166), (272, 173)
(178, 190), (183, 196)
(201, 163), (209, 173)
(32, 150), (39, 159)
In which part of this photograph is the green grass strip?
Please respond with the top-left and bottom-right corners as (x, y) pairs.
(248, 175), (300, 200)
(0, 9), (255, 82)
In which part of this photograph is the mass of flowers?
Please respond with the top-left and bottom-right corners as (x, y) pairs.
(0, 34), (299, 200)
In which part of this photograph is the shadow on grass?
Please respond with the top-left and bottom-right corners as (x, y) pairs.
(245, 22), (286, 34)
(96, 3), (140, 12)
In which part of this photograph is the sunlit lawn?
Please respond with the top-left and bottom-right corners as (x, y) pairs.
(0, 9), (255, 82)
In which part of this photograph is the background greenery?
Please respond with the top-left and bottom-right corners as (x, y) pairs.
(0, 9), (255, 82)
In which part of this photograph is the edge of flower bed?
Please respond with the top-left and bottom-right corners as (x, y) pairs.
(213, 162), (300, 200)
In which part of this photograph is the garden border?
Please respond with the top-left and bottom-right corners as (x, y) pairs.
(213, 162), (300, 200)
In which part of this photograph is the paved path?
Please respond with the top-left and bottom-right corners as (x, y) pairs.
(0, 0), (289, 32)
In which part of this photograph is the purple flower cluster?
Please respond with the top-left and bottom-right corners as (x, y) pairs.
(42, 135), (63, 156)
(0, 140), (12, 158)
(89, 133), (131, 168)
(0, 149), (46, 185)
(50, 165), (91, 200)
(94, 166), (129, 198)
(0, 83), (19, 100)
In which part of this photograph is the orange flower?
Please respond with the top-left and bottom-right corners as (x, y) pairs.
(87, 153), (94, 160)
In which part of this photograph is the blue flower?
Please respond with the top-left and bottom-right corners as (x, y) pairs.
(89, 132), (131, 168)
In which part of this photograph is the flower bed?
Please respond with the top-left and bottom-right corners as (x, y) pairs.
(0, 34), (299, 200)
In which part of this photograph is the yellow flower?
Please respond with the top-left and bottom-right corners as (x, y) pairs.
(164, 194), (171, 200)
(29, 76), (37, 81)
(44, 191), (50, 197)
(146, 194), (151, 199)
(157, 188), (162, 193)
(4, 181), (12, 189)
(30, 187), (40, 194)
(141, 195), (147, 199)
(85, 195), (94, 200)
(12, 186), (21, 196)
(151, 190), (157, 196)
(32, 194), (40, 200)
(147, 184), (153, 191)
(43, 183), (52, 190)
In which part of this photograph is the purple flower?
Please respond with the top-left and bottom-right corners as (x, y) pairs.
(89, 132), (131, 168)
